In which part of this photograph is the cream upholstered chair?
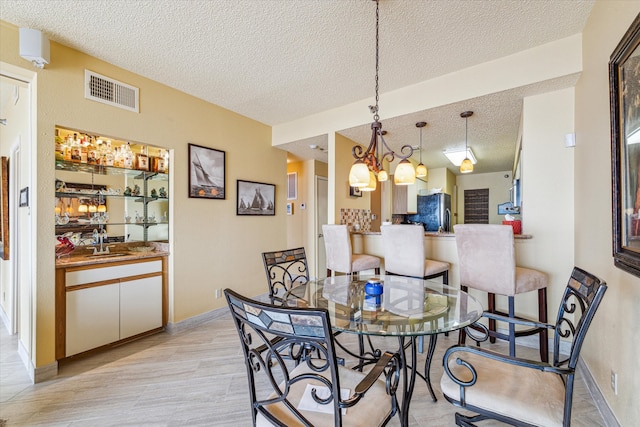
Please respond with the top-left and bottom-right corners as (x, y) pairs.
(380, 224), (449, 283)
(322, 224), (380, 277)
(454, 224), (549, 362)
(441, 267), (607, 427)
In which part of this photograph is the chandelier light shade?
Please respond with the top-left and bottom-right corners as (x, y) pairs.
(460, 111), (474, 174)
(348, 0), (416, 188)
(361, 170), (378, 192)
(78, 204), (88, 213)
(415, 121), (428, 179)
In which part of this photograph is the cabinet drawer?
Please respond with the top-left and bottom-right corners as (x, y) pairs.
(66, 259), (162, 286)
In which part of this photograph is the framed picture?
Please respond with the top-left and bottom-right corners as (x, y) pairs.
(237, 180), (275, 216)
(349, 185), (362, 197)
(188, 143), (225, 199)
(0, 157), (8, 260)
(610, 14), (640, 278)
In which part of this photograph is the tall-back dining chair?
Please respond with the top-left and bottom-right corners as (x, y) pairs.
(322, 224), (380, 277)
(225, 288), (400, 426)
(440, 267), (607, 427)
(454, 223), (549, 361)
(262, 247), (309, 303)
(380, 224), (450, 283)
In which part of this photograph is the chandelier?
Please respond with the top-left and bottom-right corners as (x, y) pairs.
(349, 0), (416, 189)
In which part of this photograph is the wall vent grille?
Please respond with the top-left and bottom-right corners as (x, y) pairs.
(84, 70), (139, 113)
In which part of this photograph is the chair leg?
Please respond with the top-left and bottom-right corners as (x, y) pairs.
(538, 287), (548, 362)
(508, 296), (516, 357)
(442, 271), (449, 337)
(458, 285), (468, 346)
(488, 292), (497, 343)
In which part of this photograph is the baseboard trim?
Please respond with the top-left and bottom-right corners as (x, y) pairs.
(166, 305), (229, 335)
(578, 358), (620, 427)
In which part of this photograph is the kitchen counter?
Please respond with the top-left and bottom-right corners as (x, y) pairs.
(351, 231), (532, 239)
(55, 242), (169, 268)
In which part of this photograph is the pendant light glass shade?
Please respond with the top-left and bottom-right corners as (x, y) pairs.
(459, 110), (474, 174)
(361, 170), (377, 191)
(460, 158), (474, 173)
(78, 204), (88, 213)
(349, 161), (370, 187)
(377, 168), (388, 182)
(416, 163), (428, 178)
(394, 159), (416, 185)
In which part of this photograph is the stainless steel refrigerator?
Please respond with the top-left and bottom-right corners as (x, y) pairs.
(406, 193), (452, 232)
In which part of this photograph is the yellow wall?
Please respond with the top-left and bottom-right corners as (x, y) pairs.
(0, 21), (287, 369)
(334, 133), (370, 219)
(576, 3), (640, 424)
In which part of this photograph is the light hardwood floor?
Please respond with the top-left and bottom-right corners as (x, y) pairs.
(1, 310), (606, 426)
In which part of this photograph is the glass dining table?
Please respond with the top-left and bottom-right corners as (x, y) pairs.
(284, 274), (483, 427)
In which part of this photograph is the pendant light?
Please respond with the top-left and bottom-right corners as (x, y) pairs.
(348, 0), (416, 187)
(415, 121), (428, 179)
(460, 111), (474, 174)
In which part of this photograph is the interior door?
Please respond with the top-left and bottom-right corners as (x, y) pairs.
(315, 176), (327, 279)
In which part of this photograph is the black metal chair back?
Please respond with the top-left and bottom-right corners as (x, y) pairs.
(262, 247), (309, 302)
(225, 288), (399, 426)
(441, 266), (607, 427)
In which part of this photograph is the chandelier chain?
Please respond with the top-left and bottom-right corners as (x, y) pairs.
(374, 0), (380, 121)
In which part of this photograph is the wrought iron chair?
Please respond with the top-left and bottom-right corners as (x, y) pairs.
(225, 289), (401, 426)
(440, 267), (607, 427)
(322, 224), (381, 278)
(262, 247), (309, 304)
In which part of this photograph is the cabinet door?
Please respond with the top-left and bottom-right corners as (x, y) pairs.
(66, 284), (120, 356)
(392, 183), (408, 214)
(120, 275), (163, 339)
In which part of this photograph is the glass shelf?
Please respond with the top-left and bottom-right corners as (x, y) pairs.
(55, 160), (168, 181)
(55, 221), (168, 228)
(55, 191), (168, 202)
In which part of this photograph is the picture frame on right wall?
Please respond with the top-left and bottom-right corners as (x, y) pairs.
(610, 14), (640, 278)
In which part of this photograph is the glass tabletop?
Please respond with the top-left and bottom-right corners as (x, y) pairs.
(286, 274), (483, 337)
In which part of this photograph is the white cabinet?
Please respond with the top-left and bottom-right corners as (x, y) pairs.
(60, 258), (165, 358)
(120, 276), (162, 339)
(66, 283), (120, 356)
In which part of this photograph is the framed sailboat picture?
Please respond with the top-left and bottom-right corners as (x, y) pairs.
(188, 143), (225, 199)
(237, 180), (275, 216)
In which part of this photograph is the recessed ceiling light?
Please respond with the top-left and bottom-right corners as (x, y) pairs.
(443, 148), (477, 166)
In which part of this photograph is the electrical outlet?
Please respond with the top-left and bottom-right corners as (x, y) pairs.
(610, 370), (618, 395)
(215, 289), (222, 299)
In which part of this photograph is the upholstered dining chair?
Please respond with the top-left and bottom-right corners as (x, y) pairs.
(440, 267), (607, 427)
(262, 247), (309, 304)
(380, 224), (450, 283)
(454, 224), (549, 362)
(225, 288), (401, 426)
(322, 224), (380, 277)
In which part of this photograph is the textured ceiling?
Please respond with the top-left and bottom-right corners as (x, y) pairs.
(0, 0), (594, 173)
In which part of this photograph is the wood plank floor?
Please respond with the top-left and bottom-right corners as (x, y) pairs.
(1, 311), (606, 426)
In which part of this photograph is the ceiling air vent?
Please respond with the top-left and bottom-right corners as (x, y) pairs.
(84, 70), (139, 113)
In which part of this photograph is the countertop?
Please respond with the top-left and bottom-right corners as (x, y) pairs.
(351, 231), (532, 239)
(55, 242), (169, 268)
